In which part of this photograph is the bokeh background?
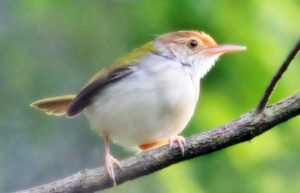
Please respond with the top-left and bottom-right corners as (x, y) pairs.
(0, 0), (300, 192)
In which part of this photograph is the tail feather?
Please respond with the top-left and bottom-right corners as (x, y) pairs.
(30, 95), (76, 116)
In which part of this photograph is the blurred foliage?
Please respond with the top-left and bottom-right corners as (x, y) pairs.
(0, 0), (299, 192)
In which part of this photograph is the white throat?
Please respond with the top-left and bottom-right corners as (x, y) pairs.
(191, 54), (220, 79)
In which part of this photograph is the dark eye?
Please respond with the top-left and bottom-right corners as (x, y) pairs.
(189, 40), (198, 48)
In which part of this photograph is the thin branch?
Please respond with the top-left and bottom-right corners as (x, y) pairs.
(255, 39), (300, 114)
(14, 91), (300, 193)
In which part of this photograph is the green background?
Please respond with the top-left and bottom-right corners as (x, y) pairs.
(0, 0), (300, 192)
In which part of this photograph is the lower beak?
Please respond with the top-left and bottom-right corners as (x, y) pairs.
(204, 44), (247, 55)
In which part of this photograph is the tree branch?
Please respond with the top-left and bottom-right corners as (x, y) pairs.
(255, 39), (300, 113)
(14, 41), (300, 193)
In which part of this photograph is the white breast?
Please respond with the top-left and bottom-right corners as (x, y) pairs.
(85, 54), (200, 147)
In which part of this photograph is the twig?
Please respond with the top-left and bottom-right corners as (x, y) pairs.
(14, 91), (300, 193)
(255, 39), (300, 114)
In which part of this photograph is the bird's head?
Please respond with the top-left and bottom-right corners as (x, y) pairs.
(154, 31), (246, 78)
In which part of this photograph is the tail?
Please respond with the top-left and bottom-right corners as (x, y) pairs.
(30, 95), (76, 116)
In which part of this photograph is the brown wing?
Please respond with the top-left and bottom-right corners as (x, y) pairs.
(66, 41), (158, 117)
(66, 65), (138, 117)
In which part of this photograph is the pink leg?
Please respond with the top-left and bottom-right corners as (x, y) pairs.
(169, 135), (186, 155)
(104, 134), (122, 186)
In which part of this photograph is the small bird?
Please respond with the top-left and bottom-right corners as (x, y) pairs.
(31, 30), (246, 185)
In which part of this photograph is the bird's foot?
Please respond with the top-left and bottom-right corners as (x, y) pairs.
(105, 154), (123, 186)
(169, 135), (186, 155)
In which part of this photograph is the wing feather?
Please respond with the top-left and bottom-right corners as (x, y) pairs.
(66, 65), (138, 117)
(66, 41), (158, 117)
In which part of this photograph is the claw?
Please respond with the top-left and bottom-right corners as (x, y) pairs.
(169, 135), (186, 155)
(105, 154), (123, 186)
(104, 134), (123, 186)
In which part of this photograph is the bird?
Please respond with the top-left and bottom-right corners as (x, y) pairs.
(31, 30), (246, 186)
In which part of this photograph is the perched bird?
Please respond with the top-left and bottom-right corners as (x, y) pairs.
(31, 30), (246, 185)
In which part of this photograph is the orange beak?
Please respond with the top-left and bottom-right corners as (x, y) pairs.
(204, 44), (247, 55)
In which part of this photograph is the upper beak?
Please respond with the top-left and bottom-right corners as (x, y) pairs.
(203, 44), (247, 55)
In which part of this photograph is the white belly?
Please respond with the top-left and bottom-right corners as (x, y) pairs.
(85, 55), (200, 147)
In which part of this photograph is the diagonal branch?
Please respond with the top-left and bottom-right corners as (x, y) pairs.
(15, 91), (300, 193)
(255, 39), (300, 113)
